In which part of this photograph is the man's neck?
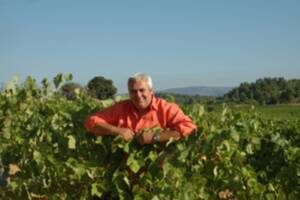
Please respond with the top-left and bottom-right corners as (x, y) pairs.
(136, 106), (150, 116)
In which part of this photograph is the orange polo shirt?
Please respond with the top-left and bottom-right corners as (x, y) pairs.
(84, 96), (196, 136)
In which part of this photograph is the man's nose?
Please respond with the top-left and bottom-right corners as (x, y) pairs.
(136, 91), (143, 97)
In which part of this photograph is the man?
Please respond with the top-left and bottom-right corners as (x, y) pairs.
(84, 73), (196, 145)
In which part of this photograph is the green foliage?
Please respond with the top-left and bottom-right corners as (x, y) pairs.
(224, 77), (300, 105)
(0, 74), (300, 199)
(87, 76), (117, 100)
(156, 92), (217, 105)
(60, 82), (84, 100)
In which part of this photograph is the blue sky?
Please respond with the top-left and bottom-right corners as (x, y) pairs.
(1, 0), (299, 93)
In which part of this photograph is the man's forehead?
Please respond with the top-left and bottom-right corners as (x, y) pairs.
(129, 80), (151, 90)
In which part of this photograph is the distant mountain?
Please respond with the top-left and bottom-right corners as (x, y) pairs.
(159, 86), (234, 97)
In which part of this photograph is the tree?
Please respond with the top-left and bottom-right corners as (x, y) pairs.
(60, 82), (83, 100)
(224, 77), (300, 104)
(280, 87), (294, 103)
(87, 76), (117, 100)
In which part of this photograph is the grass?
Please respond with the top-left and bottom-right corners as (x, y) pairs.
(204, 103), (300, 121)
(250, 104), (300, 121)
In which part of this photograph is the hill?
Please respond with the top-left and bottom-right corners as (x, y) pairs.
(160, 86), (233, 97)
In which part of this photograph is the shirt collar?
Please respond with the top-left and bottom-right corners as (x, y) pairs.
(150, 95), (158, 111)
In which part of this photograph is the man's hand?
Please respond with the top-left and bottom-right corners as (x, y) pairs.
(136, 131), (154, 145)
(117, 128), (135, 141)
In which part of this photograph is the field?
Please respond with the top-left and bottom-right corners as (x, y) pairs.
(202, 103), (300, 121)
(0, 76), (300, 199)
(252, 104), (300, 120)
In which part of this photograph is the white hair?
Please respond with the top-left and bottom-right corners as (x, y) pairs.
(128, 73), (153, 89)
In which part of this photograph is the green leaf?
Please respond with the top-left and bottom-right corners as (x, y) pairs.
(267, 183), (275, 192)
(53, 73), (63, 89)
(246, 144), (253, 154)
(230, 128), (240, 142)
(222, 140), (231, 152)
(64, 73), (73, 82)
(68, 135), (76, 149)
(147, 151), (158, 162)
(112, 171), (131, 200)
(127, 154), (143, 173)
(197, 105), (205, 117)
(91, 183), (103, 197)
(8, 180), (18, 191)
(213, 166), (218, 177)
(166, 137), (175, 147)
(128, 160), (141, 174)
(33, 150), (43, 165)
(247, 178), (257, 188)
(151, 196), (160, 200)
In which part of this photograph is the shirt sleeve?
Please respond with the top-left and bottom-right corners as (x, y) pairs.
(166, 103), (197, 136)
(84, 104), (118, 135)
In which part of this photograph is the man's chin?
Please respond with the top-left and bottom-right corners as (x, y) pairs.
(134, 103), (147, 110)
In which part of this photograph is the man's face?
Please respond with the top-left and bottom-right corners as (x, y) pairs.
(128, 80), (153, 111)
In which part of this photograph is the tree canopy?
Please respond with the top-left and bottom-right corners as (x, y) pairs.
(60, 82), (83, 100)
(224, 77), (300, 104)
(87, 76), (117, 100)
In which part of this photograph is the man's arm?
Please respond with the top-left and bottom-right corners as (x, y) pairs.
(87, 122), (135, 141)
(166, 103), (197, 137)
(84, 100), (120, 132)
(84, 103), (135, 141)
